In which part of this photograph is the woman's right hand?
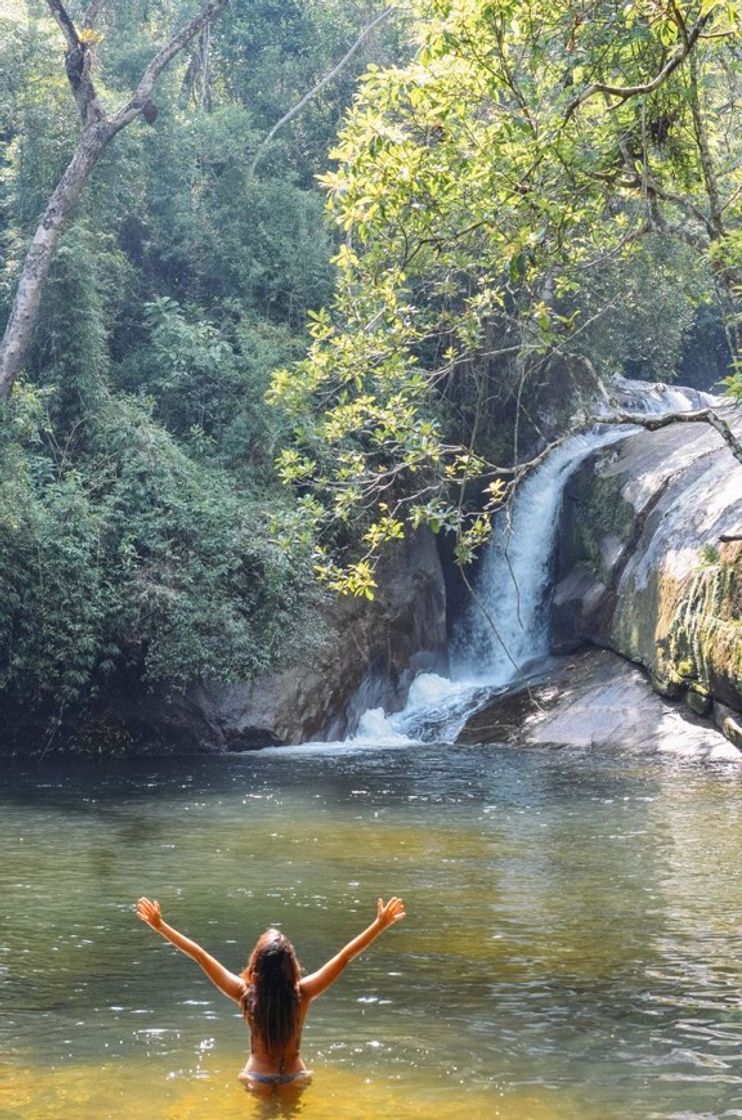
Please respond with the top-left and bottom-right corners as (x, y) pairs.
(136, 896), (164, 930)
(376, 896), (405, 930)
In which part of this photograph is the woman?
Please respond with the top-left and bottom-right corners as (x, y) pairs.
(135, 894), (406, 1092)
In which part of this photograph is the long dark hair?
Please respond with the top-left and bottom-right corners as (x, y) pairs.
(241, 929), (301, 1052)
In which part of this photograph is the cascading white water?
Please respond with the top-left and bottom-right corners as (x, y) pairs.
(451, 426), (634, 685)
(606, 375), (717, 416)
(349, 426), (633, 745)
(348, 379), (720, 746)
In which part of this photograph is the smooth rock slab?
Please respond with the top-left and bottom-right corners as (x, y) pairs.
(456, 649), (741, 763)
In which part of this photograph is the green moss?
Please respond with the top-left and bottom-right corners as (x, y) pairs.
(659, 547), (742, 697)
(575, 471), (634, 579)
(674, 658), (695, 679)
(700, 543), (721, 567)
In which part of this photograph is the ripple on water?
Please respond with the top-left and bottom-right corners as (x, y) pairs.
(0, 748), (740, 1119)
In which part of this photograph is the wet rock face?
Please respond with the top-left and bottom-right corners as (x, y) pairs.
(98, 529), (447, 752)
(552, 409), (742, 722)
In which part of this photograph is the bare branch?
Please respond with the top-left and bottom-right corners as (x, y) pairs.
(110, 0), (228, 134)
(82, 0), (104, 29)
(565, 13), (712, 120)
(46, 0), (80, 52)
(46, 0), (106, 128)
(594, 408), (742, 465)
(249, 6), (396, 177)
(476, 407), (742, 488)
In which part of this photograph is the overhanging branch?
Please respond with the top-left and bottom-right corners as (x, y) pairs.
(565, 12), (712, 120)
(590, 408), (742, 465)
(481, 406), (742, 486)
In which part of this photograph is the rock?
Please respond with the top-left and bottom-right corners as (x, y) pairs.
(603, 374), (716, 415)
(552, 401), (742, 723)
(713, 701), (742, 749)
(551, 567), (607, 652)
(722, 715), (742, 748)
(92, 528), (447, 753)
(650, 672), (684, 701)
(686, 688), (712, 717)
(456, 649), (741, 761)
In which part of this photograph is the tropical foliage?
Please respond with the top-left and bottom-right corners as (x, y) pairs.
(271, 0), (741, 588)
(0, 0), (400, 741)
(0, 0), (738, 747)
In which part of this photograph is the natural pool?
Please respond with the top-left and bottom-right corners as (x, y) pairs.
(1, 739), (740, 1120)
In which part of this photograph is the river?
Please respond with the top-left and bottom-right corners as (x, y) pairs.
(1, 741), (740, 1120)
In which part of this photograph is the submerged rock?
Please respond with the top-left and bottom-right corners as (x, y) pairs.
(456, 649), (741, 762)
(552, 404), (742, 733)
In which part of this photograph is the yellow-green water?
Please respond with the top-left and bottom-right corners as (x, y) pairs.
(1, 742), (740, 1119)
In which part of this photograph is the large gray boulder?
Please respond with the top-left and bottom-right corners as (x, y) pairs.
(552, 404), (742, 724)
(456, 649), (740, 761)
(94, 529), (447, 752)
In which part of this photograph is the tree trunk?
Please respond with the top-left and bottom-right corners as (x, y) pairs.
(0, 127), (108, 398)
(0, 0), (227, 402)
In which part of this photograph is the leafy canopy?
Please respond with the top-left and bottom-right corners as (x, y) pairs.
(270, 0), (741, 592)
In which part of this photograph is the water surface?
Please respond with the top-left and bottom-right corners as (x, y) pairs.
(1, 741), (740, 1119)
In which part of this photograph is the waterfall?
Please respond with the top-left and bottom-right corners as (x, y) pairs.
(349, 379), (719, 745)
(606, 375), (717, 416)
(350, 426), (633, 744)
(451, 427), (634, 685)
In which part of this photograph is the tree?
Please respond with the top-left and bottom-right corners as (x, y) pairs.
(269, 0), (742, 593)
(0, 0), (406, 751)
(248, 5), (397, 177)
(0, 0), (227, 399)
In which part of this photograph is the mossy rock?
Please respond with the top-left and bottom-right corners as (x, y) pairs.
(658, 545), (742, 711)
(686, 688), (712, 716)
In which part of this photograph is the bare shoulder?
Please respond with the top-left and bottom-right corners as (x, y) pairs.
(298, 977), (315, 1005)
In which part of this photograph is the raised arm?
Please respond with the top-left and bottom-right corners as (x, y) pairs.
(300, 896), (405, 1002)
(136, 897), (244, 1004)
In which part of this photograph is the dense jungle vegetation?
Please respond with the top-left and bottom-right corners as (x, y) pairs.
(0, 0), (739, 747)
(0, 0), (406, 740)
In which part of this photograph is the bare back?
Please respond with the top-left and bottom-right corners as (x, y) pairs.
(241, 984), (311, 1079)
